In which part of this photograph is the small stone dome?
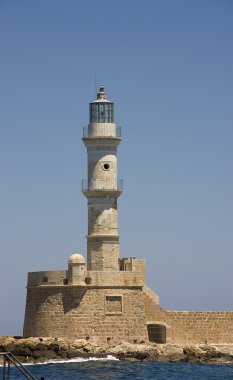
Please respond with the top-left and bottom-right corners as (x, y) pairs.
(68, 253), (86, 264)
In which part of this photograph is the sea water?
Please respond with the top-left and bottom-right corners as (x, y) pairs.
(1, 357), (233, 379)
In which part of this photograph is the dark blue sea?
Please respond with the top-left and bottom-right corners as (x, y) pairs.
(1, 357), (233, 380)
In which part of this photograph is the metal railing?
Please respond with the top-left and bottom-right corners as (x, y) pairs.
(83, 125), (121, 138)
(82, 178), (123, 192)
(0, 352), (41, 380)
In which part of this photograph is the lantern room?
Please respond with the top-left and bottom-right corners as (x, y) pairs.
(89, 85), (114, 123)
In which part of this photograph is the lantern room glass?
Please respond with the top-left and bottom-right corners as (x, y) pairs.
(90, 102), (114, 123)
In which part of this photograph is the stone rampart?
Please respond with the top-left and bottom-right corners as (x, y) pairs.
(143, 287), (233, 344)
(25, 265), (233, 345)
(23, 286), (148, 345)
(165, 311), (233, 344)
(85, 270), (145, 286)
(27, 269), (145, 287)
(27, 271), (67, 286)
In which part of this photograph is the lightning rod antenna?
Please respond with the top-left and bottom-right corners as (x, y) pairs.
(94, 72), (97, 96)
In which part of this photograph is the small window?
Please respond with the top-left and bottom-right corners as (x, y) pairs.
(103, 163), (110, 170)
(85, 277), (92, 285)
(42, 276), (48, 283)
(105, 295), (123, 314)
(147, 324), (166, 343)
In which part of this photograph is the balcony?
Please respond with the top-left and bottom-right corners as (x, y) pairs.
(83, 125), (121, 138)
(82, 179), (123, 194)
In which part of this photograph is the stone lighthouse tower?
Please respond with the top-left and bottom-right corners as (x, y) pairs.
(24, 85), (231, 346)
(24, 85), (159, 345)
(82, 85), (123, 271)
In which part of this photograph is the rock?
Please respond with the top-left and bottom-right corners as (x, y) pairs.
(66, 350), (83, 359)
(157, 344), (184, 356)
(183, 345), (203, 358)
(84, 341), (106, 355)
(153, 344), (186, 362)
(31, 343), (50, 351)
(214, 345), (233, 356)
(71, 339), (87, 349)
(56, 350), (68, 359)
(107, 342), (159, 360)
(1, 336), (233, 364)
(5, 345), (32, 358)
(33, 349), (58, 360)
(0, 336), (15, 346)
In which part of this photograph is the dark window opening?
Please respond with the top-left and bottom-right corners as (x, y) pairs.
(85, 277), (92, 285)
(103, 163), (110, 170)
(147, 324), (166, 343)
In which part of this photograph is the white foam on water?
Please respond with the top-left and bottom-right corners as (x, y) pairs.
(0, 355), (119, 368)
(19, 354), (119, 366)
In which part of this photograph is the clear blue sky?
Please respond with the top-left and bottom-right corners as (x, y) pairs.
(0, 0), (232, 335)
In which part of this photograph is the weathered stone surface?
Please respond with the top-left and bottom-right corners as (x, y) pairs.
(23, 286), (148, 345)
(1, 337), (233, 363)
(144, 291), (233, 344)
(107, 342), (159, 360)
(33, 349), (57, 360)
(5, 345), (32, 358)
(183, 345), (203, 357)
(181, 344), (233, 363)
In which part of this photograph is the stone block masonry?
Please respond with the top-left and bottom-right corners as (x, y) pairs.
(143, 287), (233, 344)
(166, 311), (233, 344)
(24, 279), (233, 345)
(23, 285), (148, 345)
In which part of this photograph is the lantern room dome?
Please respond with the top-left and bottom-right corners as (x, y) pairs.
(92, 85), (111, 103)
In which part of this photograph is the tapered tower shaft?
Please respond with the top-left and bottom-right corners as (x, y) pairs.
(82, 86), (122, 271)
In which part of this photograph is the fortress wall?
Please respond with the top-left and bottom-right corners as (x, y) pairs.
(24, 281), (233, 344)
(143, 289), (233, 344)
(165, 311), (233, 344)
(132, 260), (146, 280)
(27, 269), (145, 287)
(23, 286), (148, 344)
(86, 270), (145, 286)
(27, 271), (68, 286)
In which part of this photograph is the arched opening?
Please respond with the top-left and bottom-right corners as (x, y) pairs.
(147, 324), (166, 343)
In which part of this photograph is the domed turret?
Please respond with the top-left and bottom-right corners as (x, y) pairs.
(68, 253), (86, 285)
(68, 253), (86, 264)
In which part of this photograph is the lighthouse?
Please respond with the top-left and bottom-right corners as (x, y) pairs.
(24, 85), (160, 345)
(23, 84), (229, 346)
(82, 85), (123, 271)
